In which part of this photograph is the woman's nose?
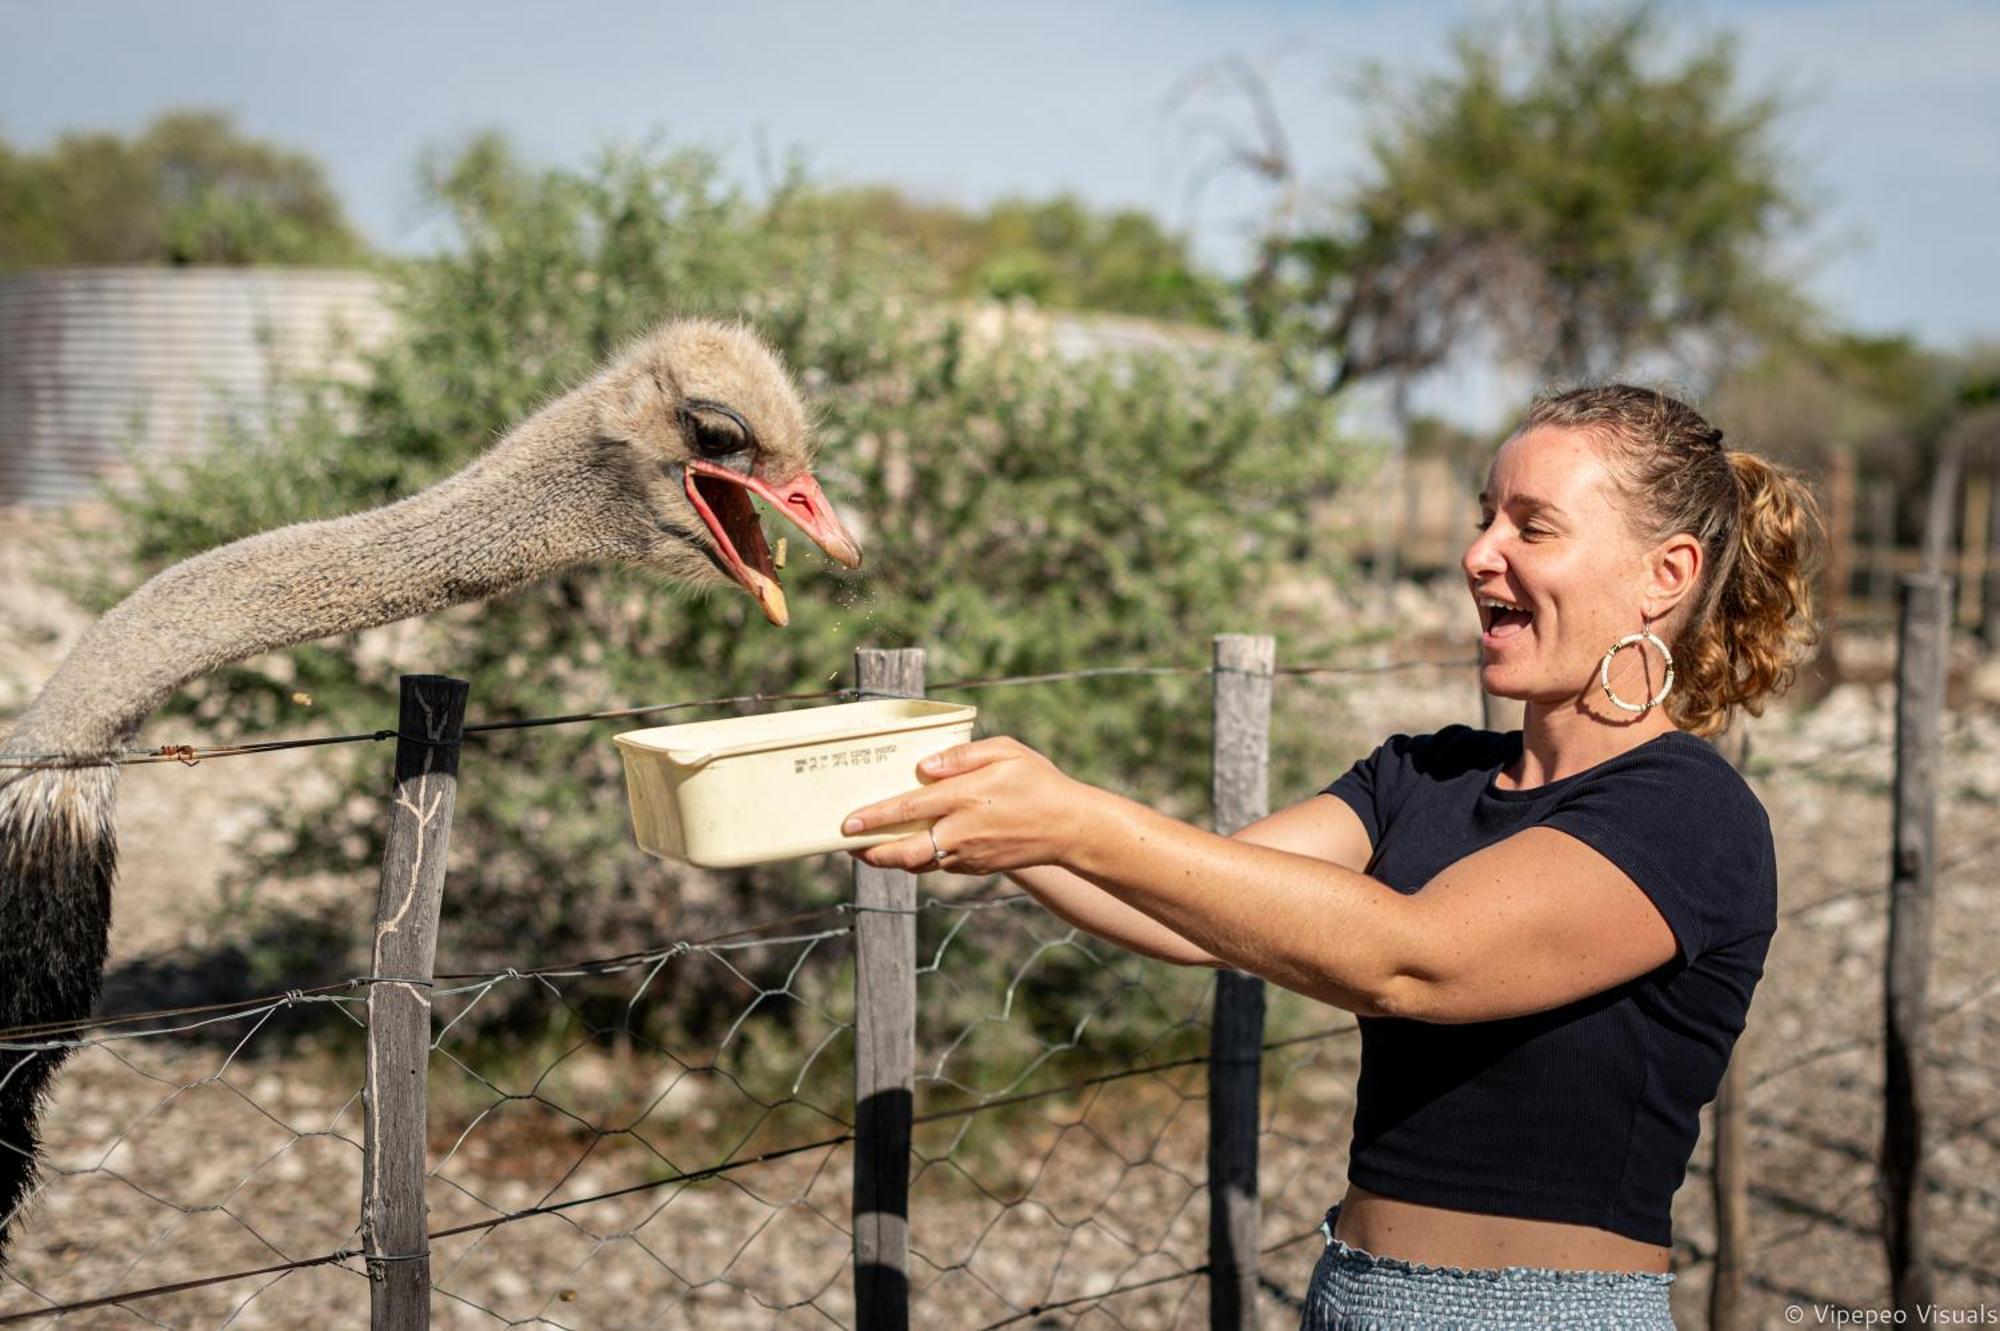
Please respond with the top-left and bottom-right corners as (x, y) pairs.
(1463, 526), (1505, 582)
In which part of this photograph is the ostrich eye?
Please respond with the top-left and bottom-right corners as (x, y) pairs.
(681, 401), (754, 459)
(691, 419), (746, 457)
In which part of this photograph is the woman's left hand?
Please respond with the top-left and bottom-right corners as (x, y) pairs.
(842, 736), (1092, 875)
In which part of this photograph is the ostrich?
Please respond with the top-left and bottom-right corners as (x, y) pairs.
(0, 317), (862, 1258)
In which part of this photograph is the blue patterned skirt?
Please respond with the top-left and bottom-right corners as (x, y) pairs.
(1299, 1204), (1678, 1330)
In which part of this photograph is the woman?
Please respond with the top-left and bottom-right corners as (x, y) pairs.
(843, 385), (1824, 1329)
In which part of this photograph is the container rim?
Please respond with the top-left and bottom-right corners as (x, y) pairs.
(612, 698), (977, 768)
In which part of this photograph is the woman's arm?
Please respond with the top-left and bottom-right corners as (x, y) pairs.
(846, 739), (1680, 1024)
(995, 782), (1384, 968)
(1002, 864), (1221, 966)
(1058, 790), (1406, 1013)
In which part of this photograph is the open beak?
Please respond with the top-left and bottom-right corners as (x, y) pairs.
(683, 460), (864, 627)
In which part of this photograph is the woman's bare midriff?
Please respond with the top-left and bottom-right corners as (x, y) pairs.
(1334, 1182), (1671, 1275)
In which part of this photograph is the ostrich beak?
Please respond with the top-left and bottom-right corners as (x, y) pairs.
(683, 460), (864, 627)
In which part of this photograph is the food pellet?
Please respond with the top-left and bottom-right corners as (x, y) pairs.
(775, 537), (788, 569)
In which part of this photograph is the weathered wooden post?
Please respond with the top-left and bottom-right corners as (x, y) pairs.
(853, 648), (923, 1330)
(1921, 443), (1963, 577)
(1810, 444), (1860, 689)
(1209, 635), (1273, 1331)
(1980, 441), (2000, 649)
(1823, 444), (1858, 631)
(363, 674), (469, 1330)
(1868, 484), (1897, 617)
(1883, 575), (1947, 1314)
(1708, 722), (1753, 1331)
(1960, 467), (1988, 629)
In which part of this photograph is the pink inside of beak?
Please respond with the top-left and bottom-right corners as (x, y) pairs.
(748, 470), (862, 569)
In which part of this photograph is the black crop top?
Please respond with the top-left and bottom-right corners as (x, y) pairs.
(1321, 724), (1777, 1247)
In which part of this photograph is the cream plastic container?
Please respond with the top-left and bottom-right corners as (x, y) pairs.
(613, 698), (978, 868)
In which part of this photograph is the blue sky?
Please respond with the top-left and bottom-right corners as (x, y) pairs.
(3, 0), (1994, 383)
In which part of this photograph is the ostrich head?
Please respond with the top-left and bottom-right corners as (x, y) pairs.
(588, 319), (861, 626)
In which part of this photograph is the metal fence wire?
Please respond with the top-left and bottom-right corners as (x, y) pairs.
(0, 636), (1995, 1328)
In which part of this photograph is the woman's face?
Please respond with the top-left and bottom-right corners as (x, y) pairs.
(1463, 426), (1675, 707)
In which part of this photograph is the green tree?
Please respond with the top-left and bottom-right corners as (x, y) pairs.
(805, 184), (1229, 326)
(0, 109), (365, 268)
(56, 136), (1350, 1016)
(1246, 1), (1812, 391)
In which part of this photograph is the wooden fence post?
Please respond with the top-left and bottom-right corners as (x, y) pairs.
(1708, 722), (1753, 1331)
(1209, 635), (1273, 1331)
(1960, 469), (1988, 629)
(1884, 574), (1948, 1314)
(1980, 441), (2000, 649)
(1868, 485), (1897, 617)
(363, 674), (469, 1331)
(853, 648), (923, 1331)
(1921, 443), (1964, 577)
(1823, 444), (1858, 630)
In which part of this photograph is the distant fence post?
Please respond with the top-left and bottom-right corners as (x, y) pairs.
(1981, 441), (2000, 649)
(1868, 485), (1897, 614)
(1961, 466), (1989, 629)
(1824, 444), (1858, 631)
(363, 674), (469, 1331)
(853, 648), (923, 1331)
(1210, 635), (1273, 1331)
(1884, 575), (1948, 1314)
(1708, 722), (1753, 1331)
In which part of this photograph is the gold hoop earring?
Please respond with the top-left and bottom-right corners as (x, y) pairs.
(1599, 629), (1675, 714)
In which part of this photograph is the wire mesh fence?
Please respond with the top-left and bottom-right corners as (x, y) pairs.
(1, 632), (1996, 1327)
(0, 898), (1360, 1329)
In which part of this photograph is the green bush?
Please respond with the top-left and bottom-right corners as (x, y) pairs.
(62, 135), (1358, 1041)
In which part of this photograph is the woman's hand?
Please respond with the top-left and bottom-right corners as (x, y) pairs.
(842, 736), (1095, 875)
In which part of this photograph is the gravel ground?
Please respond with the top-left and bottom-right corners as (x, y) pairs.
(2, 511), (1996, 1329)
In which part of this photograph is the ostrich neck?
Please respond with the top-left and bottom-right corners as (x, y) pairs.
(7, 396), (618, 757)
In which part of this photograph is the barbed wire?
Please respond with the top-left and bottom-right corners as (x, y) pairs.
(0, 654), (1487, 771)
(20, 634), (1995, 782)
(0, 685), (862, 770)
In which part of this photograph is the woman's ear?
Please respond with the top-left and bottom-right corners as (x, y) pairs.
(1643, 533), (1704, 622)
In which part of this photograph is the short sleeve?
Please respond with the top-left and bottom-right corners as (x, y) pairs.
(1539, 739), (1776, 963)
(1320, 731), (1426, 848)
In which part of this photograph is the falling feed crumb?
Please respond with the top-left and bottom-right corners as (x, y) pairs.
(774, 537), (788, 570)
(290, 692), (313, 706)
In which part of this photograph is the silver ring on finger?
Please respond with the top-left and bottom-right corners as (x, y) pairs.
(927, 827), (948, 865)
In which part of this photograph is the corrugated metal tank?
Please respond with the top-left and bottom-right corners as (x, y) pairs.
(0, 266), (394, 509)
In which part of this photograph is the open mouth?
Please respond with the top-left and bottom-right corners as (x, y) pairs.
(683, 460), (862, 627)
(1477, 594), (1534, 643)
